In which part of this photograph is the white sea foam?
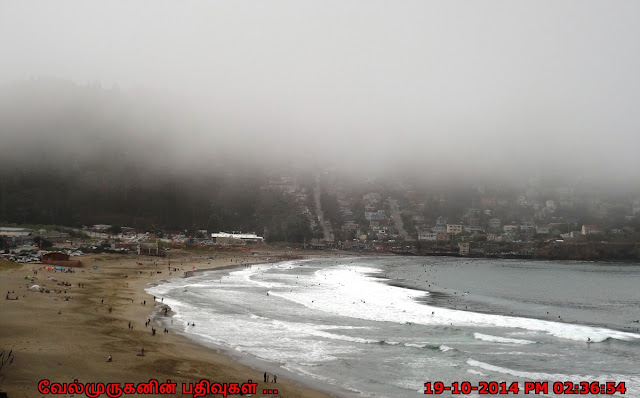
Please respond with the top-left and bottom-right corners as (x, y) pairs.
(467, 359), (579, 380)
(148, 261), (640, 348)
(508, 331), (539, 336)
(147, 258), (640, 398)
(509, 351), (559, 357)
(466, 369), (487, 376)
(466, 358), (640, 395)
(264, 264), (640, 343)
(474, 333), (536, 345)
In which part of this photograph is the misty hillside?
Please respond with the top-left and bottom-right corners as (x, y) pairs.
(0, 80), (313, 241)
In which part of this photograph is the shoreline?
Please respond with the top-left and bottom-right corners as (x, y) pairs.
(144, 258), (362, 398)
(0, 249), (342, 398)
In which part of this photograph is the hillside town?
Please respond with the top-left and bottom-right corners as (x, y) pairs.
(2, 171), (640, 262)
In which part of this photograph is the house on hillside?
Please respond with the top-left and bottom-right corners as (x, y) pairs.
(581, 225), (601, 235)
(458, 242), (470, 256)
(446, 224), (463, 235)
(39, 230), (70, 243)
(536, 225), (551, 234)
(418, 231), (437, 241)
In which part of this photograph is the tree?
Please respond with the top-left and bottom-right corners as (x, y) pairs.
(107, 225), (122, 234)
(33, 236), (53, 249)
(280, 215), (312, 243)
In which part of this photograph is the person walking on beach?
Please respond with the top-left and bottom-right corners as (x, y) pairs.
(273, 375), (277, 383)
(264, 372), (267, 383)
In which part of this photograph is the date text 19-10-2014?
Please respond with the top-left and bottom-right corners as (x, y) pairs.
(424, 381), (627, 395)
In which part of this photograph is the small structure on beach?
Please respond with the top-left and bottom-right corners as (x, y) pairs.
(138, 242), (165, 256)
(41, 252), (83, 267)
(303, 238), (326, 250)
(42, 252), (69, 263)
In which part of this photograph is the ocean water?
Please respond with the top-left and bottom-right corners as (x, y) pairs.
(147, 256), (640, 397)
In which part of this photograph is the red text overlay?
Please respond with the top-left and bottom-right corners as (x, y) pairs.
(38, 378), (261, 397)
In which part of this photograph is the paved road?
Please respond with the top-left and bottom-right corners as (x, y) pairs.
(314, 175), (334, 242)
(389, 199), (411, 241)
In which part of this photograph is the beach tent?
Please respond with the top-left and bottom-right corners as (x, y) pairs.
(29, 285), (40, 290)
(55, 266), (62, 270)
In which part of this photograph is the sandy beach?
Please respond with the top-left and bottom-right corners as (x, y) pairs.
(0, 248), (335, 398)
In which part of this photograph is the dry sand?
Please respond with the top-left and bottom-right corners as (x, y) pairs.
(0, 249), (336, 398)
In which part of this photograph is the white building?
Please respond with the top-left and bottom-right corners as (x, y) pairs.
(581, 225), (601, 235)
(520, 222), (535, 233)
(211, 232), (264, 244)
(545, 200), (557, 212)
(536, 225), (551, 234)
(0, 227), (34, 237)
(365, 210), (387, 221)
(418, 231), (437, 241)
